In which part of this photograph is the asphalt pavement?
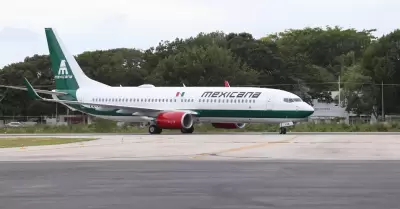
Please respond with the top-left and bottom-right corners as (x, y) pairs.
(1, 160), (400, 209)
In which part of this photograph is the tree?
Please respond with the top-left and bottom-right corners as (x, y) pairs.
(341, 64), (378, 117)
(261, 26), (376, 106)
(76, 48), (147, 86)
(0, 54), (57, 116)
(147, 44), (259, 86)
(362, 29), (400, 115)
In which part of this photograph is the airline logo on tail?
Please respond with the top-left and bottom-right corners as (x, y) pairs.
(55, 60), (73, 79)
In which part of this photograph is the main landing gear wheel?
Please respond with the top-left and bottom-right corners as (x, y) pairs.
(279, 127), (287, 134)
(181, 126), (194, 134)
(149, 125), (162, 134)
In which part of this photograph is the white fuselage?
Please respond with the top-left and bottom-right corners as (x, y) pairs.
(70, 85), (314, 124)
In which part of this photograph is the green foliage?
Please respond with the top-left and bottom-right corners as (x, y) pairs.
(1, 122), (400, 134)
(88, 118), (118, 133)
(1, 25), (400, 117)
(341, 64), (378, 116)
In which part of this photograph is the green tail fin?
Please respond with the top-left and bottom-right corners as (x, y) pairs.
(45, 28), (79, 90)
(45, 28), (108, 91)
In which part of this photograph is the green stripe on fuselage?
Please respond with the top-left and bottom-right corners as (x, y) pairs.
(194, 109), (313, 119)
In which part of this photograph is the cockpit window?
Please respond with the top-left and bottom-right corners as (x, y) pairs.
(283, 97), (302, 103)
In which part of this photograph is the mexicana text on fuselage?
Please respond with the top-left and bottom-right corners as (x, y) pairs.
(201, 91), (261, 98)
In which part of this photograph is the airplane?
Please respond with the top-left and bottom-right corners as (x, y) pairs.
(1, 28), (314, 134)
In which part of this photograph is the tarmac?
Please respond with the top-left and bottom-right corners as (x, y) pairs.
(1, 133), (400, 209)
(1, 133), (400, 161)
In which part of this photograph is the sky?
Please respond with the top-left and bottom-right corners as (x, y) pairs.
(0, 0), (398, 68)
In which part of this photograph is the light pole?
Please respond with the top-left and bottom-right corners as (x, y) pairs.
(381, 81), (384, 121)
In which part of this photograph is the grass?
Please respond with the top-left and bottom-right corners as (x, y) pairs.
(0, 137), (97, 148)
(1, 118), (400, 134)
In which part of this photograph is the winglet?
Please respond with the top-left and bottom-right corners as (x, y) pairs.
(224, 80), (230, 87)
(23, 78), (42, 100)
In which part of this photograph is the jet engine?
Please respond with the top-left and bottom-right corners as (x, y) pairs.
(211, 123), (246, 129)
(156, 112), (193, 129)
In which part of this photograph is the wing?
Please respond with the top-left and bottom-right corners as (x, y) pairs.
(0, 84), (68, 96)
(23, 78), (198, 115)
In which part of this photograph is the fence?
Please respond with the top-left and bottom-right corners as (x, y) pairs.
(0, 114), (91, 127)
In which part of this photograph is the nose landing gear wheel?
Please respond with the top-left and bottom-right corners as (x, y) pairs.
(149, 125), (162, 134)
(279, 127), (287, 134)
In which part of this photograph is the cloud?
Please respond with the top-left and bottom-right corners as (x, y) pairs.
(0, 0), (399, 68)
(0, 27), (47, 67)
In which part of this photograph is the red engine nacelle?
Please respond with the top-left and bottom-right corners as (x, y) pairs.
(211, 123), (246, 129)
(156, 112), (194, 129)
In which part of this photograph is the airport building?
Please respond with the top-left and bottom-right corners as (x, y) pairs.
(308, 90), (377, 124)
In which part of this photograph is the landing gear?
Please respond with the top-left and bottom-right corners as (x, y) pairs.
(149, 124), (162, 134)
(279, 127), (287, 134)
(279, 121), (293, 134)
(181, 126), (194, 134)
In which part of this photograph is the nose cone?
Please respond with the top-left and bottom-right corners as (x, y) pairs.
(302, 102), (314, 117)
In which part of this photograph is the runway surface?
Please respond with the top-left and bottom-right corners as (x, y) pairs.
(2, 160), (400, 209)
(1, 133), (400, 208)
(1, 133), (400, 161)
(1, 131), (400, 136)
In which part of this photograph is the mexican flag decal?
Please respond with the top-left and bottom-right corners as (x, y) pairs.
(176, 92), (185, 97)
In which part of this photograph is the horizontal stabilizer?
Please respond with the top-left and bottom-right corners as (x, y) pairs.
(0, 84), (67, 96)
